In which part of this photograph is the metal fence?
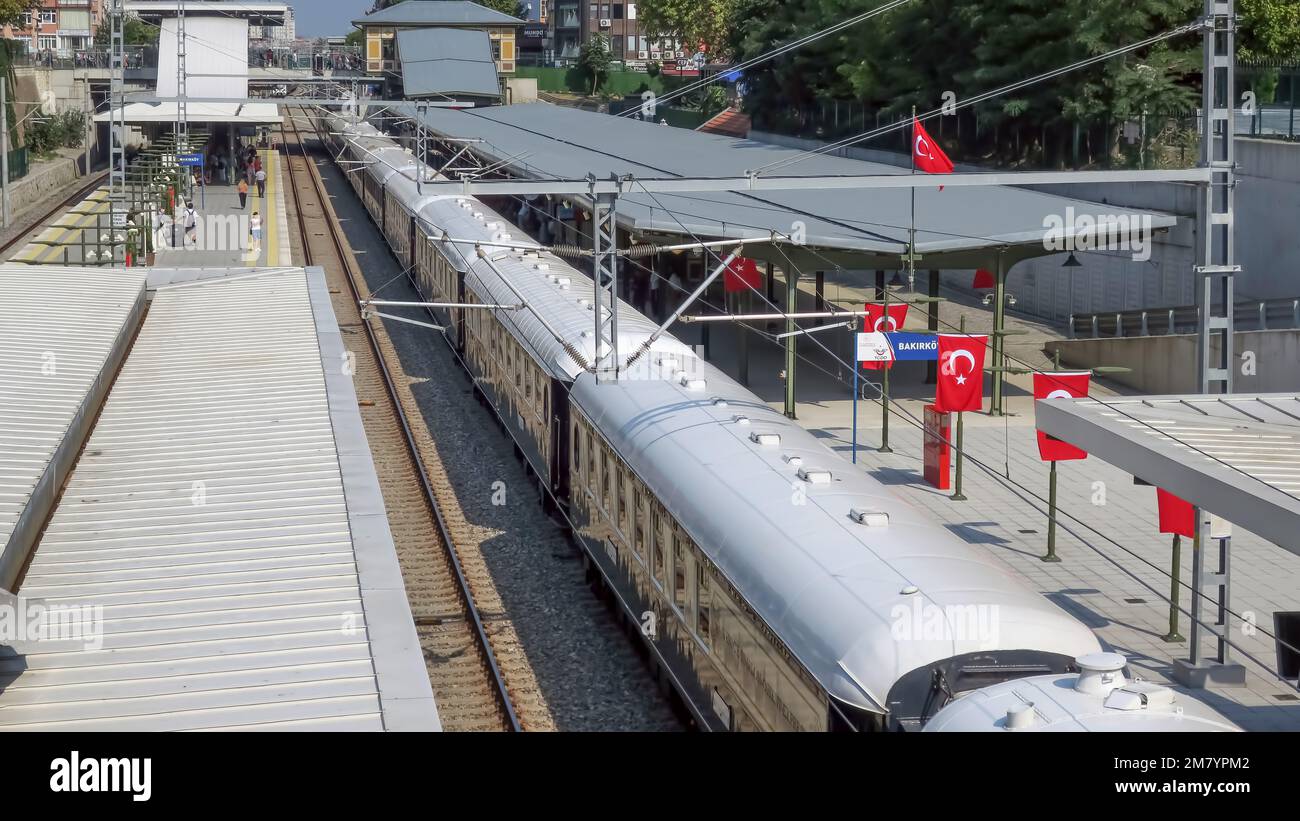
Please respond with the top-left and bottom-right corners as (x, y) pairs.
(1070, 297), (1300, 338)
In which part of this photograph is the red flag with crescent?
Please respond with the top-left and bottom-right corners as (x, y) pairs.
(912, 117), (954, 175)
(1033, 371), (1090, 461)
(861, 302), (909, 370)
(1156, 488), (1195, 538)
(935, 334), (987, 412)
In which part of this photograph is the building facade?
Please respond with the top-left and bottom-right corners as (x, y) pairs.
(550, 2), (684, 67)
(250, 5), (294, 43)
(354, 1), (521, 77)
(2, 0), (103, 56)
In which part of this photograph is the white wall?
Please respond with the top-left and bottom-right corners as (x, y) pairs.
(156, 16), (249, 101)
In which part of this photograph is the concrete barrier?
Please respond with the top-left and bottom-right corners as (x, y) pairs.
(1047, 329), (1300, 393)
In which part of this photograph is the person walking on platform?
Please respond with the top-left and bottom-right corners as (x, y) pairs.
(256, 166), (267, 199)
(249, 210), (263, 257)
(184, 204), (198, 248)
(238, 178), (249, 209)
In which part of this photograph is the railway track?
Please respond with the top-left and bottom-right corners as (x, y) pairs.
(280, 113), (522, 732)
(0, 170), (109, 259)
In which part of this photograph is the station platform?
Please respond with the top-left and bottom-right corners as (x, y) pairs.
(684, 271), (1300, 731)
(0, 266), (438, 731)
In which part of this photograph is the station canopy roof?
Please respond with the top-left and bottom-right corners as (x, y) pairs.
(1037, 393), (1300, 555)
(394, 103), (1178, 268)
(126, 0), (289, 25)
(94, 102), (282, 125)
(396, 28), (501, 100)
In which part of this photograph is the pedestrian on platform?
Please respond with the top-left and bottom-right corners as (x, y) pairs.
(184, 205), (198, 248)
(249, 211), (263, 256)
(238, 178), (249, 209)
(256, 166), (267, 199)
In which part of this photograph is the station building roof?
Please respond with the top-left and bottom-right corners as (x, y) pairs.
(0, 267), (439, 731)
(397, 103), (1178, 268)
(1037, 393), (1300, 554)
(94, 101), (282, 125)
(353, 0), (523, 28)
(0, 266), (147, 591)
(396, 28), (501, 100)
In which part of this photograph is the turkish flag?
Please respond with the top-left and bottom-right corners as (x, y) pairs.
(972, 268), (995, 289)
(913, 117), (954, 175)
(935, 334), (987, 412)
(1033, 371), (1090, 461)
(1156, 488), (1195, 538)
(861, 302), (909, 370)
(723, 256), (762, 293)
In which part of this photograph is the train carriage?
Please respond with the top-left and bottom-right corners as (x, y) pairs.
(323, 111), (1237, 732)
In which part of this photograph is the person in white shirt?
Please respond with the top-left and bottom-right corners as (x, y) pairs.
(256, 167), (267, 199)
(249, 210), (263, 256)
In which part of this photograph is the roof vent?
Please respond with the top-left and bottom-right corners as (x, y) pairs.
(1103, 681), (1177, 711)
(797, 466), (832, 484)
(472, 211), (484, 220)
(900, 585), (919, 595)
(850, 508), (889, 527)
(535, 262), (550, 271)
(784, 455), (803, 468)
(657, 356), (680, 370)
(550, 275), (570, 287)
(486, 221), (501, 230)
(680, 375), (707, 391)
(1074, 652), (1128, 697)
(732, 415), (751, 426)
(493, 232), (512, 242)
(578, 298), (591, 308)
(711, 397), (728, 408)
(749, 432), (780, 446)
(1005, 703), (1036, 730)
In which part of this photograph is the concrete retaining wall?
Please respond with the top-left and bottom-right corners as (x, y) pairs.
(1047, 329), (1300, 394)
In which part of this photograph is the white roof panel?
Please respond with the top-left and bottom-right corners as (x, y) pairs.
(0, 268), (439, 731)
(0, 266), (147, 590)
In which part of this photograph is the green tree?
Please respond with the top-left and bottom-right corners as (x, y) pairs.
(1238, 0), (1300, 61)
(0, 1), (38, 28)
(580, 34), (612, 95)
(94, 14), (159, 46)
(345, 29), (365, 49)
(638, 0), (741, 58)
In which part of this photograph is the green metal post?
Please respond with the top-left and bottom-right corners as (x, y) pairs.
(991, 252), (1007, 416)
(1164, 534), (1185, 642)
(1042, 460), (1061, 562)
(784, 263), (797, 419)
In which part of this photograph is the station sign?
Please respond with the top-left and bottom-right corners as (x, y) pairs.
(175, 153), (204, 167)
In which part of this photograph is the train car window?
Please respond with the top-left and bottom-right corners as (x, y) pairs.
(573, 423), (583, 483)
(617, 469), (628, 534)
(588, 426), (597, 482)
(673, 535), (688, 614)
(651, 506), (665, 588)
(633, 487), (646, 559)
(697, 566), (712, 646)
(603, 452), (613, 510)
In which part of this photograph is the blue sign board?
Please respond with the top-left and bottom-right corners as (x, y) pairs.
(885, 332), (938, 360)
(176, 153), (204, 167)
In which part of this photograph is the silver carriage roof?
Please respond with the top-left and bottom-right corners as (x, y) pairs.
(337, 111), (698, 381)
(922, 653), (1239, 731)
(332, 112), (1102, 712)
(569, 364), (1102, 713)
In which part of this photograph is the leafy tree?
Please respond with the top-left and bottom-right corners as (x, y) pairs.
(0, 0), (38, 28)
(579, 34), (612, 95)
(1238, 0), (1300, 61)
(345, 29), (365, 49)
(637, 0), (741, 58)
(94, 14), (159, 46)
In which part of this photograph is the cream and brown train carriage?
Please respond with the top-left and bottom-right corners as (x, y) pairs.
(322, 111), (1238, 732)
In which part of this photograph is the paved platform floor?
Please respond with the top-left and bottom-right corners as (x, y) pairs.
(676, 269), (1300, 731)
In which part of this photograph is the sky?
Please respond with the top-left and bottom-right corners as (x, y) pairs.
(293, 0), (372, 38)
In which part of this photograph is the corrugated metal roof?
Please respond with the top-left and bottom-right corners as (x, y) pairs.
(1037, 393), (1300, 555)
(0, 268), (439, 731)
(397, 28), (501, 99)
(354, 0), (523, 27)
(0, 266), (147, 591)
(400, 103), (1178, 263)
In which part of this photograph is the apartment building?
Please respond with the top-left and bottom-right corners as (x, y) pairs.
(3, 0), (103, 56)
